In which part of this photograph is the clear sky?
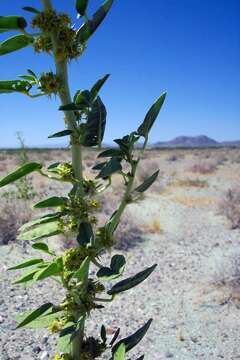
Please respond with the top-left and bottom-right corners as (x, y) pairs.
(0, 0), (239, 147)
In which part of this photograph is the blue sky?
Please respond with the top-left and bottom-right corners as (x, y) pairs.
(0, 0), (239, 147)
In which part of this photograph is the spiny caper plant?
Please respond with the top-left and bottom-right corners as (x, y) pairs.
(0, 1), (166, 360)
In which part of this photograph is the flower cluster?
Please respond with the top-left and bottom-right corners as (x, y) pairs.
(39, 72), (61, 95)
(31, 10), (85, 60)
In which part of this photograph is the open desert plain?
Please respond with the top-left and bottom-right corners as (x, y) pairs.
(0, 147), (240, 360)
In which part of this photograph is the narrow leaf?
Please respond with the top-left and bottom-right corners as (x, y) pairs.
(107, 264), (157, 295)
(57, 323), (76, 353)
(134, 170), (159, 193)
(0, 162), (41, 187)
(16, 303), (53, 329)
(76, 0), (114, 43)
(77, 222), (94, 246)
(17, 222), (61, 241)
(34, 261), (61, 281)
(112, 319), (152, 353)
(73, 257), (90, 281)
(76, 0), (89, 16)
(16, 308), (62, 329)
(22, 7), (40, 14)
(32, 242), (55, 256)
(110, 328), (120, 346)
(82, 96), (106, 147)
(98, 149), (124, 158)
(34, 196), (68, 209)
(0, 34), (33, 56)
(114, 343), (125, 360)
(0, 79), (31, 94)
(14, 269), (39, 284)
(19, 212), (63, 232)
(137, 93), (167, 138)
(0, 16), (27, 32)
(48, 130), (73, 138)
(97, 157), (122, 178)
(90, 74), (110, 101)
(101, 325), (107, 344)
(8, 258), (43, 270)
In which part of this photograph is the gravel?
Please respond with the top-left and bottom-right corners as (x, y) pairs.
(1, 157), (240, 359)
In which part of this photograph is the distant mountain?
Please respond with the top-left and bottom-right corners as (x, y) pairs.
(154, 135), (240, 148)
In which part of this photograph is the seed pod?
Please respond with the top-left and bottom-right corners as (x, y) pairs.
(76, 0), (89, 16)
(0, 16), (27, 32)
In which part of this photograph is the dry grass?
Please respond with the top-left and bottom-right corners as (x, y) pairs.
(174, 178), (208, 188)
(187, 160), (218, 174)
(0, 198), (32, 245)
(142, 219), (162, 234)
(172, 195), (214, 208)
(219, 188), (240, 229)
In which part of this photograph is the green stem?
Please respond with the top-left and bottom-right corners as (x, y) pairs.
(108, 137), (148, 234)
(40, 1), (85, 358)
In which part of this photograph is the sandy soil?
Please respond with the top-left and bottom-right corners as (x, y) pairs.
(0, 148), (240, 360)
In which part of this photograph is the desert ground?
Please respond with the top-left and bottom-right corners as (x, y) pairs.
(0, 147), (240, 360)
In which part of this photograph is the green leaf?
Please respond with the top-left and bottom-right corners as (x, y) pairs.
(13, 269), (39, 284)
(57, 322), (76, 353)
(34, 196), (68, 209)
(34, 261), (61, 281)
(134, 170), (159, 193)
(74, 89), (92, 107)
(17, 222), (61, 241)
(114, 343), (126, 360)
(107, 264), (157, 295)
(98, 149), (124, 158)
(97, 255), (126, 281)
(16, 308), (62, 329)
(101, 324), (107, 344)
(0, 34), (33, 56)
(22, 7), (40, 14)
(18, 74), (36, 82)
(77, 222), (94, 246)
(48, 130), (73, 138)
(0, 162), (41, 187)
(76, 0), (89, 16)
(27, 69), (37, 78)
(110, 328), (120, 346)
(8, 258), (43, 270)
(0, 16), (27, 32)
(73, 256), (90, 281)
(0, 79), (31, 94)
(16, 303), (53, 329)
(90, 74), (110, 101)
(137, 93), (167, 138)
(82, 96), (106, 147)
(92, 161), (107, 171)
(32, 242), (55, 256)
(76, 0), (114, 43)
(112, 319), (152, 353)
(97, 157), (122, 178)
(19, 212), (63, 232)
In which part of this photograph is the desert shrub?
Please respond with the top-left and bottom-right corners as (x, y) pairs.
(175, 178), (208, 188)
(219, 188), (240, 229)
(0, 198), (32, 245)
(187, 160), (218, 174)
(166, 152), (184, 162)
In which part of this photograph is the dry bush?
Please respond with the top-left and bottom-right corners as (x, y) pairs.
(0, 162), (7, 172)
(174, 178), (208, 188)
(142, 219), (162, 234)
(219, 188), (240, 229)
(0, 198), (32, 245)
(187, 160), (218, 174)
(166, 152), (184, 162)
